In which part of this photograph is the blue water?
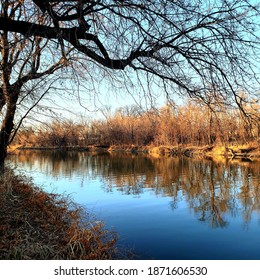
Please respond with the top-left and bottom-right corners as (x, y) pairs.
(9, 151), (260, 259)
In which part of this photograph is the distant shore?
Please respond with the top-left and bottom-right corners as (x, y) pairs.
(108, 144), (260, 159)
(10, 143), (260, 159)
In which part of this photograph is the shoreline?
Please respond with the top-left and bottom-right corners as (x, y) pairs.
(11, 143), (260, 159)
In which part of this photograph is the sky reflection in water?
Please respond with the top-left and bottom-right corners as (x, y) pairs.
(9, 150), (260, 259)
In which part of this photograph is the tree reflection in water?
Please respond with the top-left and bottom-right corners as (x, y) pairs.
(11, 150), (260, 228)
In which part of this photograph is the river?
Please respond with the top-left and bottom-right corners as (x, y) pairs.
(8, 150), (260, 259)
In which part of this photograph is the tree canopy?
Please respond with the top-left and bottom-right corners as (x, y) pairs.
(1, 0), (260, 166)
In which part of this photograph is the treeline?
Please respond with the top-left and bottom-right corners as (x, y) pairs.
(14, 100), (260, 147)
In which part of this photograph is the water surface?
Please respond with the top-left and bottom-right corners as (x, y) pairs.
(9, 150), (260, 259)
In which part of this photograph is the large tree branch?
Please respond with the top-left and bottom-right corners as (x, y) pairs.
(0, 17), (158, 70)
(0, 17), (85, 40)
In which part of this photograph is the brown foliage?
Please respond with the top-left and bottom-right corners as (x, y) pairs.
(0, 169), (117, 260)
(14, 101), (260, 149)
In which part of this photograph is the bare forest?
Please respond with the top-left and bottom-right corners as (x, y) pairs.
(14, 99), (260, 149)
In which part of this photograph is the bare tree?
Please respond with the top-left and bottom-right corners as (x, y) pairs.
(0, 0), (260, 168)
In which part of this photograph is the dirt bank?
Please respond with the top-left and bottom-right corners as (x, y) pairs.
(108, 143), (260, 159)
(10, 143), (260, 159)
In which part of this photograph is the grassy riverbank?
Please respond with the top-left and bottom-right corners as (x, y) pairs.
(10, 142), (260, 159)
(108, 143), (260, 159)
(0, 169), (117, 260)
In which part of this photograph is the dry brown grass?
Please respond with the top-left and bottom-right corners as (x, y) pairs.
(0, 169), (117, 260)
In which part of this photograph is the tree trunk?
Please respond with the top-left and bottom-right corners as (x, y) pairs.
(0, 100), (18, 170)
(0, 143), (7, 171)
